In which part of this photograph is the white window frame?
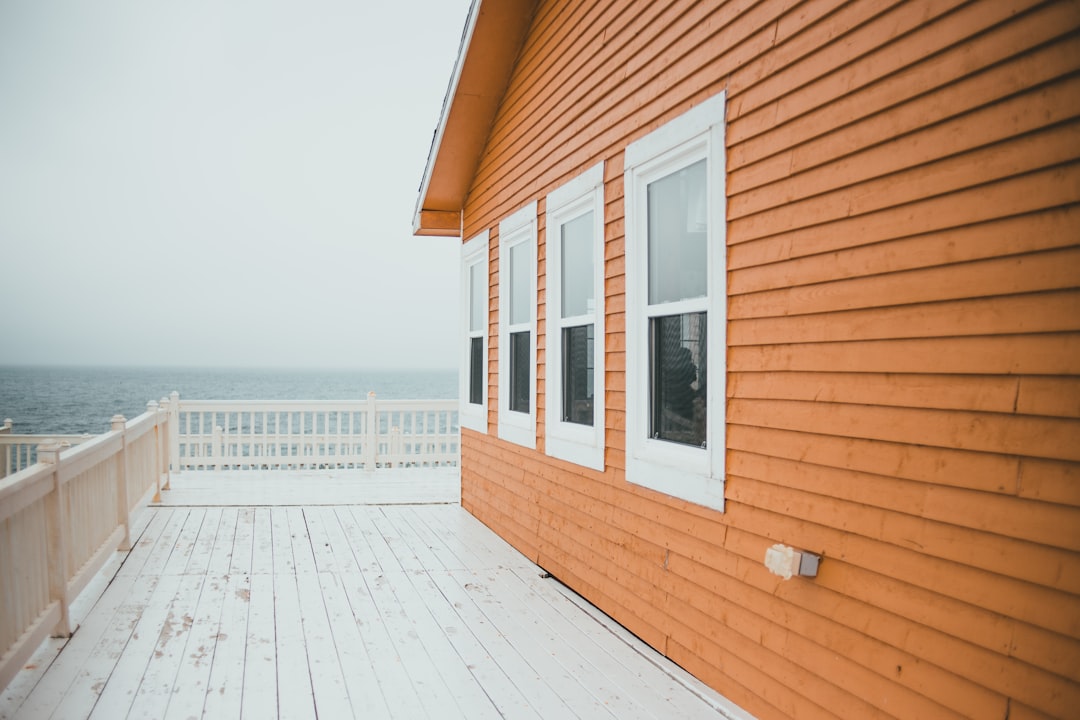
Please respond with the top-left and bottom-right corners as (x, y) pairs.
(497, 201), (538, 448)
(544, 163), (606, 470)
(459, 230), (489, 434)
(624, 92), (727, 511)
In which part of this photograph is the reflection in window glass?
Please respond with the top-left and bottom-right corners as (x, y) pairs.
(509, 242), (530, 326)
(650, 313), (706, 447)
(469, 337), (484, 405)
(469, 262), (485, 332)
(647, 159), (707, 305)
(561, 211), (594, 318)
(562, 324), (594, 426)
(509, 330), (530, 413)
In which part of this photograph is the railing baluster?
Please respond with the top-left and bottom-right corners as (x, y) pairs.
(155, 397), (457, 472)
(38, 444), (72, 638)
(111, 415), (131, 550)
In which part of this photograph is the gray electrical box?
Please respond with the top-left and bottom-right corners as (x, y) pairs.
(798, 551), (821, 577)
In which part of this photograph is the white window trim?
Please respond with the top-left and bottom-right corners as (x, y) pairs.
(544, 163), (606, 471)
(459, 230), (489, 434)
(624, 92), (727, 511)
(497, 201), (538, 448)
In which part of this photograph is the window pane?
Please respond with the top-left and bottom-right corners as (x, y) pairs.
(649, 312), (706, 446)
(561, 211), (594, 318)
(509, 242), (530, 326)
(469, 337), (484, 405)
(562, 324), (594, 426)
(647, 158), (707, 305)
(469, 262), (485, 333)
(509, 330), (530, 413)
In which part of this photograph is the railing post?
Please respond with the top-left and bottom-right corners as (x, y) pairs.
(159, 397), (171, 490)
(168, 391), (180, 475)
(0, 418), (10, 479)
(111, 415), (132, 550)
(364, 391), (377, 471)
(38, 443), (73, 638)
(145, 400), (162, 501)
(213, 425), (224, 470)
(390, 426), (402, 468)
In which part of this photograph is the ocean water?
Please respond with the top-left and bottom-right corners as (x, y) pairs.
(0, 365), (458, 435)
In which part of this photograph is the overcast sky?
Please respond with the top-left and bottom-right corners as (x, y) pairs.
(0, 0), (471, 370)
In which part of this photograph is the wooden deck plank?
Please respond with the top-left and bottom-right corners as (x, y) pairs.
(240, 573), (277, 720)
(347, 506), (406, 573)
(228, 508), (255, 577)
(85, 570), (186, 720)
(366, 567), (462, 718)
(463, 568), (620, 718)
(538, 569), (757, 719)
(381, 506), (451, 572)
(422, 502), (538, 571)
(0, 469), (752, 720)
(119, 508), (184, 578)
(287, 506), (318, 576)
(409, 504), (491, 570)
(249, 507), (272, 576)
(507, 566), (746, 719)
(381, 566), (501, 719)
(395, 505), (470, 571)
(14, 571), (158, 719)
(294, 566), (353, 719)
(333, 506), (382, 573)
(269, 507), (294, 576)
(302, 507), (341, 575)
(336, 570), (429, 718)
(428, 569), (580, 717)
(161, 573), (228, 720)
(314, 506), (361, 574)
(408, 570), (543, 719)
(205, 507), (238, 577)
(0, 638), (64, 719)
(315, 571), (391, 718)
(370, 509), (427, 573)
(184, 507), (222, 576)
(507, 567), (719, 717)
(484, 566), (656, 718)
(201, 572), (251, 720)
(126, 574), (207, 720)
(160, 508), (206, 577)
(270, 520), (316, 719)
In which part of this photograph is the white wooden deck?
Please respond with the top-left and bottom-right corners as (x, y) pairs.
(1, 470), (750, 720)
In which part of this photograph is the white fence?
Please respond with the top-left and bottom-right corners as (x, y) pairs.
(167, 393), (459, 470)
(0, 420), (94, 479)
(0, 407), (169, 692)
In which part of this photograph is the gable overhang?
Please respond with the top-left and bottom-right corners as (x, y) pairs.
(412, 0), (537, 237)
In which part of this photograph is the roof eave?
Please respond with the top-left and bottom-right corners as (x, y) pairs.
(412, 0), (537, 238)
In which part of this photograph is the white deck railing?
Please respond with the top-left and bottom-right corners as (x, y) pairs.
(166, 392), (459, 470)
(0, 393), (459, 693)
(0, 406), (169, 692)
(0, 420), (94, 479)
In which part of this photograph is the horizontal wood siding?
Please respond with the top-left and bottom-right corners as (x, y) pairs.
(457, 1), (1080, 718)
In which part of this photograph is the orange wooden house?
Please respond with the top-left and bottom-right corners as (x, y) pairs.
(413, 1), (1080, 718)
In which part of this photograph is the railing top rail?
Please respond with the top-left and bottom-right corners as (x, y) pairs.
(126, 409), (163, 441)
(0, 406), (163, 496)
(0, 461), (53, 516)
(0, 433), (93, 444)
(177, 398), (458, 410)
